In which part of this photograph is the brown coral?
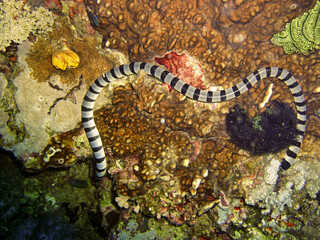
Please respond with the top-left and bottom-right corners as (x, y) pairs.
(80, 0), (320, 224)
(92, 73), (248, 224)
(85, 0), (314, 86)
(83, 0), (320, 124)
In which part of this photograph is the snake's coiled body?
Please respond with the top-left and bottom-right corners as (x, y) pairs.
(82, 62), (307, 179)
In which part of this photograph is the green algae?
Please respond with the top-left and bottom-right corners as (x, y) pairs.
(23, 178), (43, 200)
(70, 178), (92, 188)
(0, 153), (80, 239)
(117, 219), (158, 240)
(0, 61), (29, 148)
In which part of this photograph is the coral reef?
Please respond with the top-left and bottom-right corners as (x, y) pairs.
(78, 0), (320, 235)
(0, 0), (54, 51)
(23, 128), (79, 171)
(272, 0), (320, 54)
(0, 154), (80, 240)
(2, 0), (320, 239)
(94, 70), (247, 225)
(85, 0), (315, 85)
(116, 219), (158, 240)
(25, 16), (116, 85)
(154, 52), (207, 91)
(0, 5), (124, 172)
(237, 157), (320, 239)
(8, 41), (86, 158)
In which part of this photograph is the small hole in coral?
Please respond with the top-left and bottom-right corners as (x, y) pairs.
(290, 4), (297, 9)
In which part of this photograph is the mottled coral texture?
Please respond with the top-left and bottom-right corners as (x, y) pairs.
(95, 73), (243, 225)
(85, 0), (314, 86)
(81, 0), (320, 227)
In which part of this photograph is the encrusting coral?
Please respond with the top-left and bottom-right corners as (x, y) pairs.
(271, 0), (320, 54)
(0, 0), (54, 51)
(84, 0), (315, 85)
(92, 62), (247, 225)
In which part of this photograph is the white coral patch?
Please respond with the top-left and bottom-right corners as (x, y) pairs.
(192, 178), (202, 190)
(0, 0), (54, 51)
(264, 158), (280, 185)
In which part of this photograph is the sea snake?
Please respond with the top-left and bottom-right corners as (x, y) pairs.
(81, 62), (307, 179)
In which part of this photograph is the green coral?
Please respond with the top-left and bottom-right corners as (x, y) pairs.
(0, 65), (29, 148)
(0, 0), (54, 51)
(271, 1), (320, 54)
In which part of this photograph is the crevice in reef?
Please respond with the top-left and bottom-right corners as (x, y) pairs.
(48, 75), (84, 115)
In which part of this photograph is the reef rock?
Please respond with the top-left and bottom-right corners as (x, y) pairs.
(94, 69), (248, 224)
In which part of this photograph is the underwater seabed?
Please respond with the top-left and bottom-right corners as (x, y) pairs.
(1, 0), (320, 239)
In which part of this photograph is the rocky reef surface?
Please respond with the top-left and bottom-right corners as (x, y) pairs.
(1, 0), (320, 239)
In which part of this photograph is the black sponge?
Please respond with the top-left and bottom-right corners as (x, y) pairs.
(226, 101), (298, 155)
